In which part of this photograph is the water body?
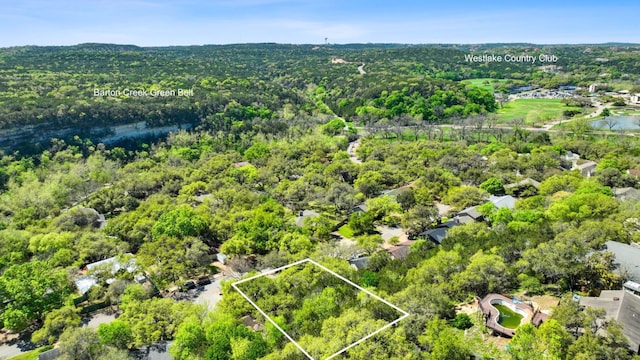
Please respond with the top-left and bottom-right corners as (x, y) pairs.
(494, 304), (524, 329)
(590, 115), (640, 130)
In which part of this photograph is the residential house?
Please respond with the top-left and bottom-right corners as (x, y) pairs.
(456, 206), (484, 224)
(505, 178), (541, 190)
(627, 169), (640, 179)
(420, 227), (449, 245)
(233, 161), (251, 168)
(579, 281), (640, 354)
(614, 187), (640, 202)
(385, 240), (415, 260)
(505, 178), (541, 197)
(603, 241), (640, 282)
(573, 160), (598, 178)
(348, 256), (370, 270)
(489, 195), (517, 209)
(74, 254), (138, 295)
(241, 315), (264, 331)
(352, 204), (368, 213)
(416, 219), (460, 245)
(631, 94), (640, 104)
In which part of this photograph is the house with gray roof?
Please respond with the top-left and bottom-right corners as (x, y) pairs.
(573, 160), (598, 178)
(348, 256), (370, 270)
(489, 195), (517, 209)
(505, 178), (541, 190)
(614, 187), (640, 202)
(456, 206), (484, 224)
(579, 281), (640, 354)
(505, 178), (541, 197)
(74, 254), (138, 295)
(420, 227), (448, 245)
(603, 241), (640, 282)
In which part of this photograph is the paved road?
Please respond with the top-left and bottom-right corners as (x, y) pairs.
(0, 336), (37, 360)
(193, 275), (229, 311)
(0, 343), (22, 359)
(85, 312), (117, 329)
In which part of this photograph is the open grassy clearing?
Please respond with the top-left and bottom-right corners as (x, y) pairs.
(8, 346), (53, 360)
(497, 98), (581, 125)
(463, 78), (509, 91)
(337, 224), (355, 238)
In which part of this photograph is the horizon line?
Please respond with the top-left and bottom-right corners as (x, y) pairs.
(2, 41), (640, 50)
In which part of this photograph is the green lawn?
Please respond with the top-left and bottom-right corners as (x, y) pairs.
(463, 78), (509, 92)
(337, 224), (355, 238)
(497, 98), (581, 125)
(8, 346), (54, 360)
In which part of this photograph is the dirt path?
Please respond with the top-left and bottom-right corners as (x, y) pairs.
(347, 139), (362, 164)
(357, 63), (366, 75)
(586, 100), (605, 118)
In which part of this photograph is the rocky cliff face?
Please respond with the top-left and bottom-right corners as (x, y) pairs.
(0, 121), (195, 152)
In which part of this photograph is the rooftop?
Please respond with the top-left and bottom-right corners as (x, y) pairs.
(348, 256), (370, 270)
(420, 227), (448, 245)
(505, 178), (541, 189)
(458, 206), (483, 220)
(604, 241), (640, 282)
(574, 160), (597, 170)
(580, 286), (640, 353)
(386, 245), (411, 260)
(614, 187), (640, 200)
(489, 195), (517, 209)
(75, 254), (138, 295)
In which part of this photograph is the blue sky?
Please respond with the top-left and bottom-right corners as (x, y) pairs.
(1, 0), (638, 46)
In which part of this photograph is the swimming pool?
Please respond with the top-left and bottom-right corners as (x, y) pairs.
(489, 298), (527, 329)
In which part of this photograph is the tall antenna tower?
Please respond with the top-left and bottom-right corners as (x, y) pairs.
(325, 37), (328, 45)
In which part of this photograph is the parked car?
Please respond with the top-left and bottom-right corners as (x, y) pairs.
(196, 276), (212, 286)
(181, 281), (196, 291)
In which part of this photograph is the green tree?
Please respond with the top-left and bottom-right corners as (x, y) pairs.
(418, 317), (471, 360)
(0, 261), (72, 331)
(58, 327), (132, 360)
(31, 306), (81, 345)
(322, 118), (346, 136)
(152, 205), (208, 239)
(480, 177), (505, 195)
(443, 186), (488, 211)
(396, 188), (416, 211)
(347, 211), (375, 236)
(401, 204), (439, 238)
(170, 320), (207, 360)
(354, 171), (385, 197)
(118, 298), (203, 347)
(365, 195), (402, 224)
(454, 250), (509, 298)
(356, 234), (383, 255)
(448, 313), (473, 330)
(98, 320), (134, 350)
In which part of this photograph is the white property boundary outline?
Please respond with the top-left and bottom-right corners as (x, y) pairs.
(231, 258), (410, 360)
